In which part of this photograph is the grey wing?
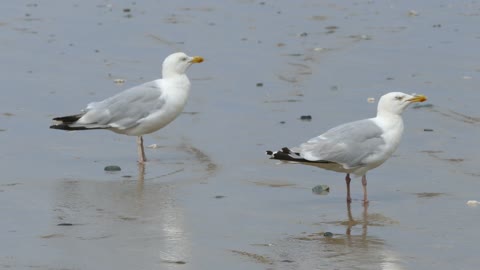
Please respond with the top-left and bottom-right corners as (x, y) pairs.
(296, 119), (385, 168)
(76, 80), (165, 129)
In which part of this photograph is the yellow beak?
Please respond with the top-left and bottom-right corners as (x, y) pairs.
(189, 56), (204, 63)
(407, 94), (427, 103)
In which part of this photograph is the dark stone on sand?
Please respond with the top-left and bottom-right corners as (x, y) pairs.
(256, 82), (263, 87)
(123, 8), (131, 12)
(423, 128), (434, 132)
(57, 223), (73, 226)
(104, 165), (121, 172)
(214, 195), (225, 199)
(300, 115), (312, 121)
(163, 260), (186, 265)
(323, 232), (333, 237)
(312, 185), (330, 195)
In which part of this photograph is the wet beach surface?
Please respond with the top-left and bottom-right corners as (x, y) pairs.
(1, 0), (480, 269)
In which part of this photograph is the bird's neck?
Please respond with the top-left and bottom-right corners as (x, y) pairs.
(162, 72), (189, 85)
(162, 69), (184, 79)
(376, 111), (403, 124)
(376, 110), (402, 120)
(161, 74), (191, 96)
(375, 113), (404, 148)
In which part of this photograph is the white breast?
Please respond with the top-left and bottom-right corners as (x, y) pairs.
(373, 115), (404, 161)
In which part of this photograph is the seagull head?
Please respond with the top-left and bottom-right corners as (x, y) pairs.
(162, 52), (203, 78)
(377, 92), (427, 116)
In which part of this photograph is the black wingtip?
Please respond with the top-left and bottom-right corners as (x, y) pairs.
(50, 124), (104, 131)
(267, 147), (334, 164)
(50, 124), (84, 130)
(52, 114), (83, 123)
(50, 124), (66, 130)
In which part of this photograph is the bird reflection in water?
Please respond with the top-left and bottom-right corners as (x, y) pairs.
(277, 203), (405, 269)
(51, 162), (191, 269)
(135, 162), (146, 196)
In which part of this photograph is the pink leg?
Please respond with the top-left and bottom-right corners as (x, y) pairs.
(362, 175), (369, 204)
(345, 173), (352, 203)
(137, 136), (147, 163)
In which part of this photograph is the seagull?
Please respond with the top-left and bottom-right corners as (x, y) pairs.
(50, 52), (204, 163)
(266, 92), (427, 203)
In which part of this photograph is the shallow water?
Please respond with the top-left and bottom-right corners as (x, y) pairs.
(1, 0), (480, 269)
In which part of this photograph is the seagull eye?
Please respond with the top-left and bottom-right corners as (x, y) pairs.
(395, 96), (404, 100)
(181, 57), (187, 61)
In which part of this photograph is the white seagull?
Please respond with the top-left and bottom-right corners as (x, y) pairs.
(50, 52), (204, 163)
(267, 92), (427, 203)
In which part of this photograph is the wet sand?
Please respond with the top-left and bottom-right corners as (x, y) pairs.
(1, 0), (480, 269)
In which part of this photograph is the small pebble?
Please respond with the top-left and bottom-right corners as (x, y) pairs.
(256, 82), (263, 87)
(214, 195), (225, 199)
(360, 34), (371, 40)
(57, 223), (73, 226)
(408, 10), (419, 16)
(300, 115), (312, 121)
(467, 200), (480, 206)
(162, 260), (187, 265)
(299, 32), (308, 37)
(123, 8), (131, 12)
(147, 144), (161, 149)
(312, 185), (330, 195)
(113, 78), (126, 84)
(423, 128), (434, 132)
(367, 97), (375, 103)
(323, 232), (333, 237)
(104, 165), (121, 172)
(279, 121), (286, 124)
